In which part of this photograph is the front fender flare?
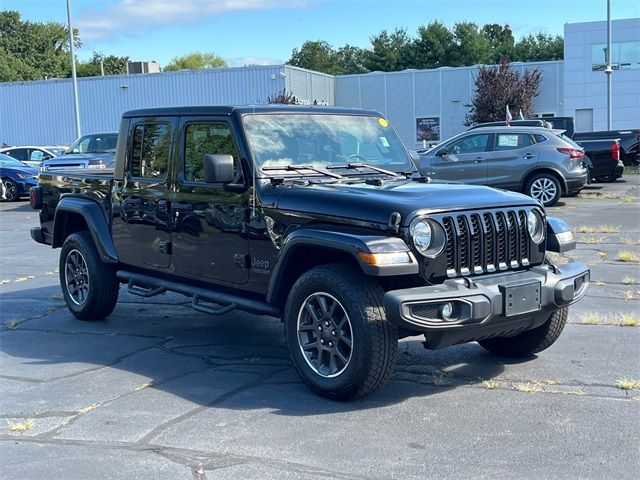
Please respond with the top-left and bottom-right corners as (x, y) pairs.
(53, 197), (118, 263)
(266, 228), (418, 304)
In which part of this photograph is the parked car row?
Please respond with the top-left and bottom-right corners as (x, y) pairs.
(0, 153), (38, 201)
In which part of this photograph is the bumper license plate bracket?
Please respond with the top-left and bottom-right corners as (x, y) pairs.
(500, 281), (542, 317)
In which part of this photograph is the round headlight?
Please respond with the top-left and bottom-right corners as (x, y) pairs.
(410, 219), (433, 253)
(527, 210), (544, 243)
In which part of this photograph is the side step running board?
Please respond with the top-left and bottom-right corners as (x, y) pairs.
(117, 271), (280, 317)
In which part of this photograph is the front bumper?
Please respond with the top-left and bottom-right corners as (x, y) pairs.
(384, 262), (589, 349)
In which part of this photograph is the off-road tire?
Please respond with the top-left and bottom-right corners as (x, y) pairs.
(284, 264), (398, 400)
(59, 232), (119, 320)
(478, 308), (568, 357)
(525, 173), (562, 207)
(2, 179), (19, 202)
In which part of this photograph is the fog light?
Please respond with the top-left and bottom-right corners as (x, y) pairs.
(441, 302), (454, 320)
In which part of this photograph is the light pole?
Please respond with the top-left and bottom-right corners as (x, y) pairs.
(605, 0), (613, 130)
(66, 0), (81, 138)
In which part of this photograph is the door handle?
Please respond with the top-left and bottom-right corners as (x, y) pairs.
(473, 158), (483, 163)
(524, 153), (535, 160)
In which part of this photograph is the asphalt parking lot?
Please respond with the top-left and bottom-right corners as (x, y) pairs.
(1, 177), (639, 480)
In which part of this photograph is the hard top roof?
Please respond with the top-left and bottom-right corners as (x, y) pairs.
(122, 105), (382, 118)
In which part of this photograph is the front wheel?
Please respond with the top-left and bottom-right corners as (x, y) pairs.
(2, 179), (19, 202)
(478, 308), (568, 357)
(59, 232), (119, 320)
(284, 264), (398, 400)
(525, 173), (561, 207)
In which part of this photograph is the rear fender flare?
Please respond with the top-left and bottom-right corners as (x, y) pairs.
(53, 197), (118, 263)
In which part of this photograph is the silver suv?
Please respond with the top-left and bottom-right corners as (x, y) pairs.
(418, 126), (589, 206)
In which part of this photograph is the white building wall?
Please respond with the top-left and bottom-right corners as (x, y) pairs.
(564, 18), (640, 132)
(335, 61), (564, 149)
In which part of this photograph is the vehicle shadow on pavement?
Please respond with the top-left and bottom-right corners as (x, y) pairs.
(0, 284), (518, 416)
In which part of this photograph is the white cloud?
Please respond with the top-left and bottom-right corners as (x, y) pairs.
(77, 0), (308, 40)
(226, 56), (285, 67)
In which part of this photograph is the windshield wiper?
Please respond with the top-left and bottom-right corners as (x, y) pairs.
(328, 163), (401, 177)
(261, 164), (343, 179)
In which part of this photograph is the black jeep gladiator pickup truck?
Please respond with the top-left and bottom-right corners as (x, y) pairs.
(30, 106), (590, 400)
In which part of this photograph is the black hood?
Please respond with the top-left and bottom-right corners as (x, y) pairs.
(268, 179), (539, 226)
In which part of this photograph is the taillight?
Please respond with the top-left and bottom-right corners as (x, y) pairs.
(611, 141), (620, 161)
(556, 147), (584, 159)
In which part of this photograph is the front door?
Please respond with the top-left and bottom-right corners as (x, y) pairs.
(171, 117), (249, 285)
(428, 133), (490, 184)
(112, 118), (175, 269)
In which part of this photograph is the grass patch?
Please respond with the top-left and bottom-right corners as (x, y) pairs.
(546, 252), (571, 265)
(78, 404), (98, 414)
(5, 319), (23, 330)
(616, 379), (640, 390)
(623, 166), (640, 175)
(582, 235), (606, 244)
(578, 225), (620, 233)
(8, 420), (33, 433)
(594, 280), (606, 287)
(622, 195), (639, 203)
(619, 313), (639, 327)
(617, 251), (639, 263)
(598, 251), (609, 262)
(513, 383), (541, 393)
(622, 237), (640, 246)
(622, 276), (637, 285)
(482, 380), (499, 390)
(620, 289), (640, 301)
(580, 313), (601, 325)
(533, 379), (559, 386)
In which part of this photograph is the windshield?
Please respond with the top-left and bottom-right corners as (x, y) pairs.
(242, 114), (413, 175)
(0, 154), (29, 168)
(65, 134), (118, 154)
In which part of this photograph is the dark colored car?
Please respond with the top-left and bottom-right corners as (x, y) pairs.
(574, 139), (625, 182)
(0, 153), (38, 201)
(40, 133), (118, 172)
(30, 106), (589, 400)
(574, 129), (640, 166)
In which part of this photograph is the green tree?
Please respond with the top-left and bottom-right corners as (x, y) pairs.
(77, 51), (130, 77)
(481, 23), (515, 63)
(289, 40), (341, 74)
(163, 52), (227, 71)
(335, 44), (368, 74)
(365, 28), (413, 72)
(465, 57), (542, 125)
(513, 33), (564, 61)
(450, 22), (492, 66)
(0, 10), (79, 82)
(412, 21), (455, 69)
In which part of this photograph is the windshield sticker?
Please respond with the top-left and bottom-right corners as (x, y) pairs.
(379, 137), (390, 147)
(378, 118), (389, 128)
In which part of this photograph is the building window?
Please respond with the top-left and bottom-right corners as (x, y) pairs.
(130, 123), (170, 179)
(592, 41), (640, 71)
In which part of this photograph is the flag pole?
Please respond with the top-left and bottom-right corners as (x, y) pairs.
(66, 0), (81, 138)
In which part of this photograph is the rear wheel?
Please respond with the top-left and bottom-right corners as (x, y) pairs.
(525, 173), (561, 207)
(284, 264), (398, 400)
(478, 308), (568, 357)
(59, 232), (119, 320)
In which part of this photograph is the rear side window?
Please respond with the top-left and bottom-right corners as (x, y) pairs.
(7, 148), (28, 161)
(534, 134), (547, 143)
(130, 123), (171, 179)
(494, 133), (532, 150)
(184, 123), (239, 182)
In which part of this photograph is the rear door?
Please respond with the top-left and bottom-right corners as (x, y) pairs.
(171, 117), (249, 284)
(112, 118), (175, 269)
(428, 133), (489, 184)
(486, 132), (537, 190)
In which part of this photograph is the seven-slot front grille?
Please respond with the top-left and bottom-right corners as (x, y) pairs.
(441, 209), (531, 278)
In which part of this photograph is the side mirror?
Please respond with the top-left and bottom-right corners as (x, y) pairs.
(437, 149), (448, 157)
(204, 154), (234, 183)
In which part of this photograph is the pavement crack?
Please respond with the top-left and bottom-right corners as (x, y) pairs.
(138, 366), (290, 444)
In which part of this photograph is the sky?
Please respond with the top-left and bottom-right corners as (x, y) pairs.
(3, 0), (640, 67)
